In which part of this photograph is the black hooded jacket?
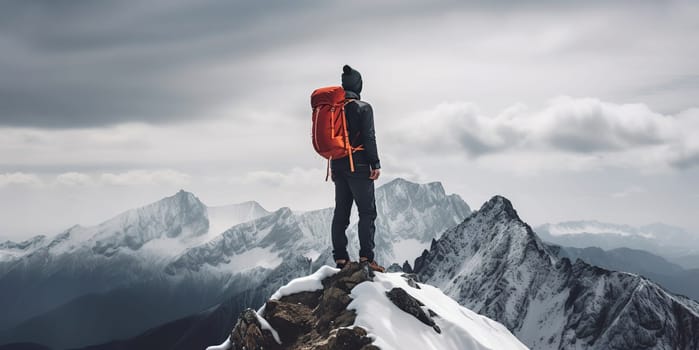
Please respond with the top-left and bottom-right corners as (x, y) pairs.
(331, 66), (381, 170)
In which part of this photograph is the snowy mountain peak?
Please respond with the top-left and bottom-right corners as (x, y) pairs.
(88, 190), (209, 254)
(478, 195), (520, 220)
(382, 177), (446, 193)
(164, 189), (204, 213)
(415, 196), (699, 350)
(0, 235), (46, 250)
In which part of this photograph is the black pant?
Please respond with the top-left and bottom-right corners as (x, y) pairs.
(331, 165), (377, 262)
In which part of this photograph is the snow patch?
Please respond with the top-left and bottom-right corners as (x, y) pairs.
(268, 265), (339, 301)
(218, 247), (283, 273)
(139, 235), (191, 256)
(205, 338), (231, 350)
(255, 312), (281, 344)
(349, 272), (529, 350)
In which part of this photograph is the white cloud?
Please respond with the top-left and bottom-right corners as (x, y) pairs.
(389, 97), (699, 172)
(55, 172), (94, 186)
(611, 186), (646, 199)
(230, 167), (325, 188)
(0, 172), (42, 188)
(0, 170), (192, 189)
(100, 170), (191, 187)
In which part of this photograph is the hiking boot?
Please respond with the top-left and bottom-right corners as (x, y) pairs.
(360, 259), (385, 273)
(335, 259), (350, 269)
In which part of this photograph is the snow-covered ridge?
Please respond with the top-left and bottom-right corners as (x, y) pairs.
(0, 235), (47, 262)
(167, 178), (471, 275)
(2, 178), (469, 266)
(208, 264), (528, 350)
(415, 195), (699, 350)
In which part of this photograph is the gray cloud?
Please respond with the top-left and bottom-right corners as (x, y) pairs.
(1, 1), (689, 128)
(2, 0), (699, 241)
(388, 97), (697, 170)
(542, 99), (669, 152)
(672, 151), (699, 170)
(0, 1), (329, 127)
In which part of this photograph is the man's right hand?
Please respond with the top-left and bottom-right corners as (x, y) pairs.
(369, 169), (380, 180)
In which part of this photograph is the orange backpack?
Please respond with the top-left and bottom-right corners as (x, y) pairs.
(311, 86), (364, 180)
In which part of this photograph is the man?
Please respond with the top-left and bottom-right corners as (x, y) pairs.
(331, 65), (384, 272)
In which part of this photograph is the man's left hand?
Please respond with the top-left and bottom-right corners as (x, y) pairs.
(369, 169), (380, 180)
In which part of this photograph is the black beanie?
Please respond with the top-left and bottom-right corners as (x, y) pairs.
(341, 65), (363, 94)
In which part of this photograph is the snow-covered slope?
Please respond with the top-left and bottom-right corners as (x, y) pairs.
(0, 235), (47, 263)
(206, 201), (270, 239)
(350, 271), (528, 350)
(166, 207), (300, 275)
(415, 196), (699, 350)
(207, 264), (528, 350)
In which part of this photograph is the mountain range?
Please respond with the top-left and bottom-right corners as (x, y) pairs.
(90, 194), (699, 350)
(536, 221), (699, 269)
(2, 179), (699, 349)
(0, 178), (469, 349)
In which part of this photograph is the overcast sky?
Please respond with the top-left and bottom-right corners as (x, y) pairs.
(1, 0), (698, 241)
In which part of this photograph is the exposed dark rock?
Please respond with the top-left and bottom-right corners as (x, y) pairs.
(413, 249), (430, 274)
(229, 309), (278, 350)
(386, 263), (402, 272)
(402, 260), (413, 273)
(401, 273), (422, 289)
(385, 287), (441, 333)
(224, 262), (377, 350)
(277, 290), (322, 309)
(322, 263), (372, 291)
(324, 327), (374, 350)
(264, 300), (313, 344)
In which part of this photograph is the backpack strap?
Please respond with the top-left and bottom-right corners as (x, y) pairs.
(325, 157), (331, 182)
(342, 99), (365, 172)
(325, 99), (365, 181)
(341, 100), (366, 173)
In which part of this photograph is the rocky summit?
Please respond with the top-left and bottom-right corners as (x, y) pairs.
(223, 262), (378, 350)
(213, 261), (527, 350)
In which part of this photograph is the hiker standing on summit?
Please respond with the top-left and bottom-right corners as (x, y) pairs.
(328, 65), (384, 272)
